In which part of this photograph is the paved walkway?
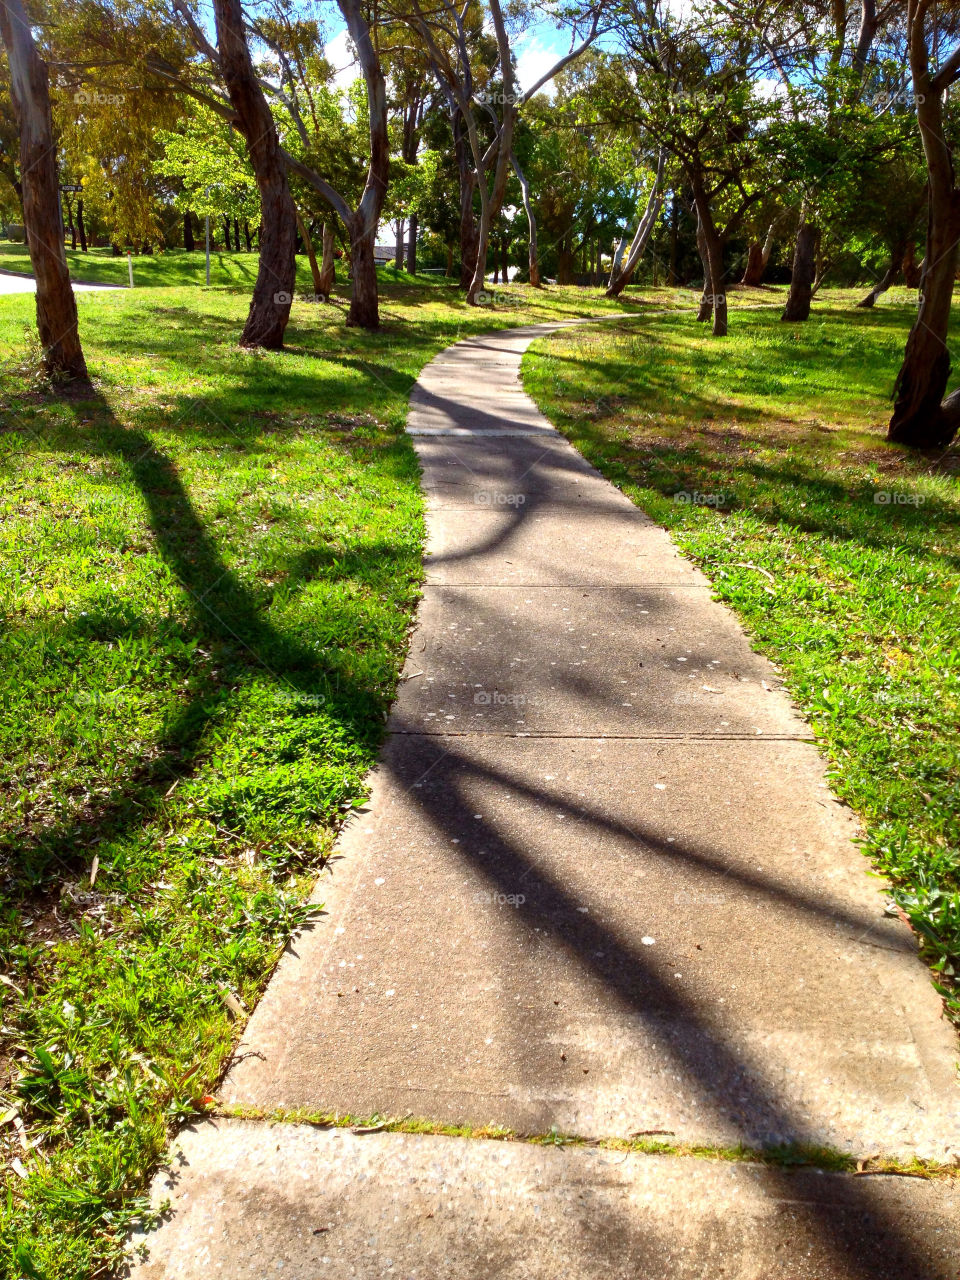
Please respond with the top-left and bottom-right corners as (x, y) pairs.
(131, 320), (960, 1279)
(0, 267), (117, 294)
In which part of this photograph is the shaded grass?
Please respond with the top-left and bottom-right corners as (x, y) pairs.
(0, 276), (644, 1278)
(523, 298), (960, 1029)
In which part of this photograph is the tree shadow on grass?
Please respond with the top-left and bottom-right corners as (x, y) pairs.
(1, 392), (396, 893)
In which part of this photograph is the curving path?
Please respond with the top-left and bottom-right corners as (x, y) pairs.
(130, 319), (960, 1280)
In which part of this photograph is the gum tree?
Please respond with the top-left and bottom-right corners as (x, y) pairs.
(0, 0), (89, 383)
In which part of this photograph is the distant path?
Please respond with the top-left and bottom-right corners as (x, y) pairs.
(0, 267), (120, 293)
(130, 317), (960, 1280)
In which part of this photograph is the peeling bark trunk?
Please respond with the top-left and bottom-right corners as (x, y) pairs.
(782, 219), (818, 321)
(213, 0), (296, 348)
(318, 221), (335, 296)
(0, 0), (88, 384)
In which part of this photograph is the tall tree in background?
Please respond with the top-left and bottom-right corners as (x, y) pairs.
(888, 0), (960, 447)
(0, 0), (89, 383)
(211, 0), (296, 347)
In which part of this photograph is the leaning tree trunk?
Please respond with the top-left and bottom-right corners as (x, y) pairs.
(212, 0), (296, 348)
(295, 206), (323, 296)
(0, 0), (88, 384)
(782, 218), (818, 322)
(511, 152), (541, 286)
(857, 241), (905, 308)
(607, 153), (665, 299)
(318, 221), (335, 296)
(695, 216), (712, 321)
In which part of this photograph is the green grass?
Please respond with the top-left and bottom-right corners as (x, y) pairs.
(0, 274), (642, 1279)
(523, 287), (960, 1029)
(0, 240), (362, 290)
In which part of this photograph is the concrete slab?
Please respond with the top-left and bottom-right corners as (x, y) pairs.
(413, 436), (633, 507)
(424, 504), (708, 587)
(224, 734), (959, 1159)
(128, 1123), (960, 1280)
(391, 583), (806, 737)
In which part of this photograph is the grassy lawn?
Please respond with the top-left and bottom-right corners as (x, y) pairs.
(0, 241), (352, 290)
(0, 272), (641, 1278)
(523, 285), (960, 1030)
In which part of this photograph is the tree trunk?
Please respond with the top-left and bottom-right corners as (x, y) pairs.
(233, 216), (241, 251)
(888, 207), (960, 446)
(77, 198), (87, 252)
(607, 153), (665, 299)
(222, 215), (232, 251)
(0, 0), (88, 384)
(406, 212), (418, 274)
(695, 215), (712, 321)
(295, 205), (323, 296)
(782, 219), (818, 321)
(501, 236), (508, 283)
(741, 241), (764, 285)
(318, 221), (335, 296)
(183, 210), (195, 251)
(511, 151), (541, 286)
(346, 212), (378, 327)
(243, 219), (252, 251)
(857, 241), (905, 308)
(394, 218), (404, 271)
(212, 0), (296, 348)
(557, 238), (574, 285)
(903, 239), (921, 288)
(67, 199), (76, 251)
(453, 108), (479, 289)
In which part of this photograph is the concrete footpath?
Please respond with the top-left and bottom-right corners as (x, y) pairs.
(129, 320), (960, 1279)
